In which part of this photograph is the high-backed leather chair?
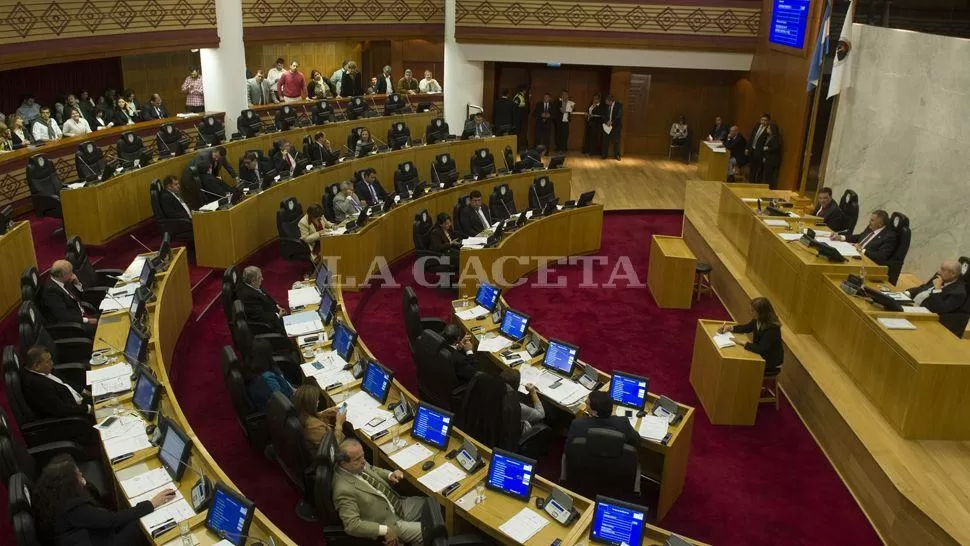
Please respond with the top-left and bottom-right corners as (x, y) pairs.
(312, 100), (336, 125)
(503, 145), (514, 172)
(266, 392), (318, 521)
(278, 198), (311, 263)
(395, 161), (422, 195)
(197, 115), (225, 147)
(346, 96), (370, 120)
(384, 93), (406, 116)
(25, 155), (63, 220)
(18, 302), (92, 370)
(309, 431), (382, 544)
(414, 330), (462, 411)
(489, 183), (516, 220)
(452, 195), (471, 238)
(64, 236), (115, 308)
(322, 182), (342, 223)
(149, 179), (194, 242)
(432, 153), (458, 188)
(12, 511), (41, 546)
(345, 127), (364, 157)
(470, 148), (495, 179)
(116, 132), (153, 168)
(564, 427), (640, 502)
(155, 123), (189, 157)
(529, 175), (556, 210)
(426, 118), (449, 144)
(939, 256), (970, 337)
(839, 189), (859, 234)
(220, 266), (240, 322)
(411, 211), (454, 286)
(74, 141), (107, 181)
(456, 373), (552, 458)
(221, 346), (268, 451)
(388, 122), (411, 150)
(402, 288), (447, 349)
(886, 212), (911, 285)
(237, 109), (263, 138)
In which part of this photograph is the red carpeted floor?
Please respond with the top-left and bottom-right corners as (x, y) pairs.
(0, 211), (882, 546)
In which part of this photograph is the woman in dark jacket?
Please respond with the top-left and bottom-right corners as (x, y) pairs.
(245, 338), (295, 409)
(340, 61), (363, 97)
(718, 297), (783, 373)
(429, 212), (461, 268)
(33, 455), (176, 546)
(760, 124), (781, 188)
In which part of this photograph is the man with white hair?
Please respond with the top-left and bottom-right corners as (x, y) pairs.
(905, 260), (967, 314)
(236, 265), (286, 331)
(40, 259), (98, 336)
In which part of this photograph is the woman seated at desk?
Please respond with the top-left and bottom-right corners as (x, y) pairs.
(299, 204), (335, 265)
(354, 128), (376, 158)
(718, 297), (783, 374)
(246, 339), (295, 409)
(292, 383), (346, 451)
(500, 369), (545, 433)
(429, 212), (461, 266)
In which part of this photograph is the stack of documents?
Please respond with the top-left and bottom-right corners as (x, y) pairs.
(901, 306), (931, 314)
(778, 233), (804, 242)
(878, 318), (917, 330)
(456, 305), (489, 321)
(301, 358), (354, 389)
(518, 367), (590, 406)
(763, 219), (789, 227)
(418, 462), (466, 491)
(100, 284), (139, 311)
(712, 332), (736, 349)
(461, 236), (488, 249)
(103, 430), (153, 459)
(121, 468), (174, 499)
(198, 199), (221, 212)
(288, 286), (319, 308)
(824, 240), (860, 257)
(96, 414), (147, 442)
(88, 363), (133, 398)
(477, 335), (514, 353)
(343, 391), (395, 436)
(638, 415), (669, 442)
(120, 256), (148, 282)
(499, 507), (549, 543)
(283, 311), (324, 337)
(389, 443), (433, 470)
(140, 490), (196, 532)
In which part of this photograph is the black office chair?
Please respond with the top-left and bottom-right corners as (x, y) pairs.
(411, 211), (455, 288)
(384, 93), (406, 116)
(402, 287), (448, 351)
(19, 267), (42, 308)
(309, 431), (382, 545)
(388, 122), (411, 150)
(432, 153), (459, 188)
(346, 96), (371, 120)
(7, 472), (33, 517)
(394, 161), (423, 196)
(311, 100), (336, 125)
(278, 198), (311, 263)
(149, 179), (194, 243)
(456, 373), (553, 458)
(886, 212), (910, 285)
(419, 496), (489, 546)
(220, 266), (241, 323)
(25, 155), (64, 221)
(346, 127), (364, 157)
(502, 145), (514, 172)
(74, 142), (107, 182)
(230, 317), (299, 382)
(489, 183), (516, 220)
(238, 109), (262, 138)
(470, 148), (495, 179)
(426, 118), (450, 144)
(564, 427), (640, 502)
(414, 330), (463, 411)
(116, 132), (153, 168)
(529, 175), (556, 210)
(18, 301), (93, 369)
(266, 392), (318, 521)
(64, 237), (115, 308)
(197, 115), (225, 148)
(322, 182), (341, 224)
(839, 189), (859, 234)
(155, 123), (190, 157)
(452, 195), (471, 239)
(221, 346), (269, 452)
(275, 105), (299, 131)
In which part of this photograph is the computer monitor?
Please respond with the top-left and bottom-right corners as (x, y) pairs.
(589, 496), (648, 546)
(332, 321), (357, 362)
(158, 417), (192, 481)
(315, 262), (331, 293)
(475, 283), (501, 311)
(361, 360), (394, 404)
(138, 259), (156, 290)
(609, 371), (649, 411)
(863, 286), (904, 312)
(499, 308), (530, 341)
(153, 233), (171, 269)
(485, 448), (536, 501)
(542, 339), (579, 377)
(205, 482), (256, 546)
(128, 289), (146, 325)
(123, 325), (148, 367)
(410, 402), (454, 450)
(132, 368), (161, 419)
(577, 190), (595, 207)
(317, 289), (336, 326)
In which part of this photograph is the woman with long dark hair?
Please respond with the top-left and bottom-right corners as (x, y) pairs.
(245, 338), (294, 409)
(718, 297), (783, 373)
(33, 455), (175, 545)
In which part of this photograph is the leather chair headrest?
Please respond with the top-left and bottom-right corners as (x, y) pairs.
(587, 428), (626, 458)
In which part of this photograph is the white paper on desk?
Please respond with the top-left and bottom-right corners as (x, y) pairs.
(109, 284), (138, 298)
(418, 462), (466, 492)
(103, 432), (153, 459)
(638, 415), (669, 442)
(96, 414), (146, 441)
(901, 306), (932, 314)
(525, 210), (534, 219)
(130, 482), (182, 507)
(542, 379), (586, 406)
(499, 507), (549, 543)
(778, 233), (803, 242)
(712, 332), (736, 349)
(66, 182), (86, 189)
(389, 443), (433, 470)
(888, 292), (914, 302)
(301, 358), (342, 378)
(140, 498), (195, 530)
(502, 350), (532, 365)
(121, 468), (174, 499)
(462, 237), (488, 246)
(199, 199), (220, 212)
(288, 286), (319, 308)
(163, 534), (201, 546)
(91, 376), (131, 398)
(518, 367), (562, 394)
(786, 211), (800, 218)
(359, 410), (396, 437)
(825, 240), (861, 257)
(87, 363), (132, 385)
(741, 198), (759, 203)
(461, 244), (485, 250)
(878, 318), (917, 330)
(806, 229), (832, 238)
(762, 219), (789, 227)
(311, 369), (355, 389)
(456, 305), (489, 321)
(328, 226), (348, 236)
(602, 123), (613, 135)
(121, 256), (148, 281)
(477, 335), (513, 353)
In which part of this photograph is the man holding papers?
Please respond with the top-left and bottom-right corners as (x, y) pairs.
(830, 209), (897, 265)
(23, 346), (91, 417)
(333, 438), (427, 545)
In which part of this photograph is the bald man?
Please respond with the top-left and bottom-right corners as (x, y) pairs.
(722, 125), (748, 181)
(40, 260), (98, 336)
(905, 260), (967, 314)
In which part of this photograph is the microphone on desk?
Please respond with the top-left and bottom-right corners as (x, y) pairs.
(198, 187), (230, 205)
(531, 183), (542, 212)
(130, 234), (154, 254)
(97, 336), (125, 356)
(372, 135), (389, 152)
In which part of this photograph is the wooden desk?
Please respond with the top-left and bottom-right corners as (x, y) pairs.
(456, 203), (602, 298)
(0, 113), (224, 213)
(688, 320), (765, 426)
(90, 248), (295, 545)
(696, 142), (728, 181)
(452, 297), (695, 522)
(717, 184), (887, 333)
(0, 221), (37, 317)
(248, 94), (443, 124)
(647, 236), (696, 309)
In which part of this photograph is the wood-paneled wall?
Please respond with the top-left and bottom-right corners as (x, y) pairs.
(391, 40), (445, 87)
(245, 42), (362, 81)
(622, 68), (747, 156)
(121, 51), (201, 114)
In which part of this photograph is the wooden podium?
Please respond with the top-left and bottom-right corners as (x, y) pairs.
(697, 141), (729, 181)
(0, 221), (37, 318)
(689, 320), (765, 425)
(647, 235), (696, 309)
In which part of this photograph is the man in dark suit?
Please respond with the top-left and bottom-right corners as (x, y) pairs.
(553, 90), (572, 153)
(40, 260), (98, 337)
(238, 266), (286, 331)
(239, 151), (276, 190)
(159, 176), (193, 218)
(492, 88), (515, 136)
(354, 168), (388, 207)
(722, 125), (748, 181)
(533, 93), (554, 154)
(462, 113), (492, 139)
(458, 190), (492, 236)
(811, 187), (846, 232)
(905, 260), (967, 314)
(197, 147), (237, 198)
(746, 113), (772, 182)
(376, 65), (394, 95)
(22, 346), (91, 418)
(442, 324), (478, 384)
(142, 93), (170, 121)
(246, 72), (275, 106)
(307, 132), (341, 165)
(707, 116), (729, 141)
(601, 94), (623, 161)
(566, 391), (638, 447)
(832, 209), (897, 265)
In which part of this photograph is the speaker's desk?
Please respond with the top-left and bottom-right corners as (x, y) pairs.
(89, 248), (294, 545)
(0, 221), (37, 317)
(646, 235), (696, 309)
(689, 320), (765, 426)
(456, 204), (603, 298)
(452, 298), (695, 522)
(697, 141), (728, 181)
